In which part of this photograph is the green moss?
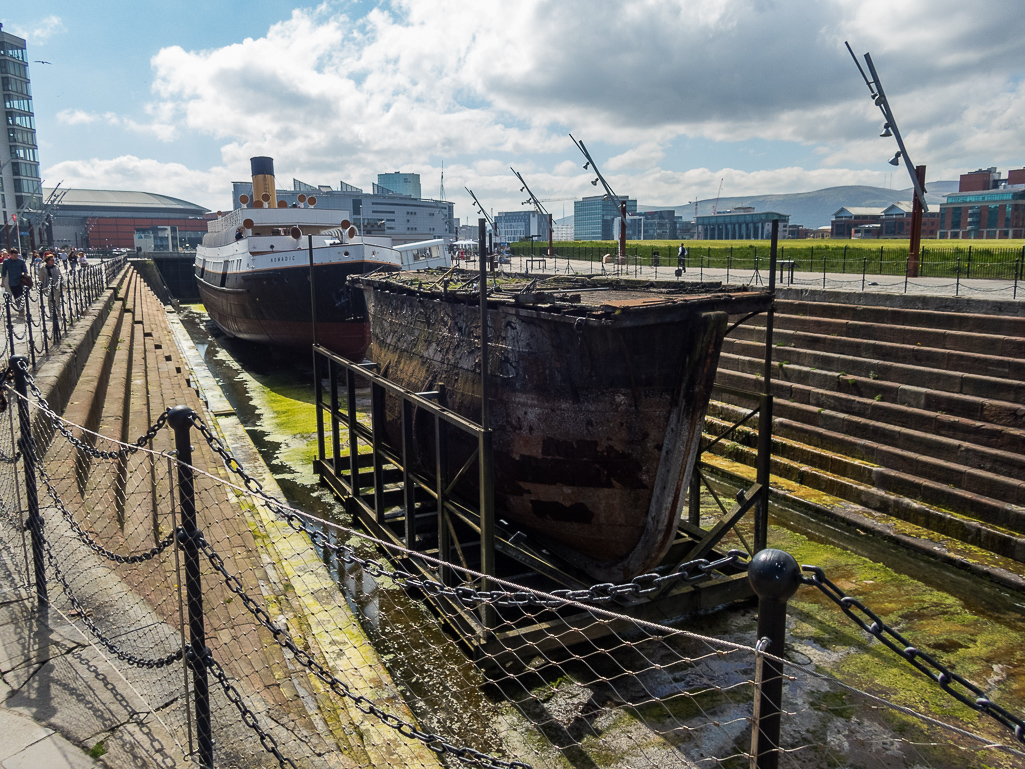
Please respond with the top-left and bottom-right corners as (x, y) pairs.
(87, 740), (107, 759)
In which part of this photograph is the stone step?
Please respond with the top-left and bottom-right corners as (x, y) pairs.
(705, 405), (1025, 521)
(714, 367), (1025, 456)
(727, 323), (1025, 381)
(719, 352), (1025, 430)
(701, 415), (1025, 563)
(774, 297), (1025, 338)
(757, 312), (1025, 359)
(720, 337), (1025, 405)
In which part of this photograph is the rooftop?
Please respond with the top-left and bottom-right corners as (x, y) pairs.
(44, 187), (208, 214)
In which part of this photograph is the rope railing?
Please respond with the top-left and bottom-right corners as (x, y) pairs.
(1, 361), (1023, 768)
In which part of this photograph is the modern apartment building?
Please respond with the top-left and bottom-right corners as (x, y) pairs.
(1, 23), (42, 247)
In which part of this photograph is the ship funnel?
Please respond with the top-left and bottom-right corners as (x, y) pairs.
(250, 156), (277, 208)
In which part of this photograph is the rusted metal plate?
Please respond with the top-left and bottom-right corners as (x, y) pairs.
(353, 269), (770, 581)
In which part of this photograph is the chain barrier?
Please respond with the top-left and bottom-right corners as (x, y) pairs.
(193, 530), (531, 769)
(37, 463), (177, 564)
(12, 357), (169, 459)
(189, 411), (749, 606)
(802, 564), (1025, 744)
(205, 653), (299, 769)
(40, 535), (184, 669)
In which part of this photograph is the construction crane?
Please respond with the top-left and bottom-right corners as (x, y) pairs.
(510, 167), (554, 257)
(712, 178), (724, 215)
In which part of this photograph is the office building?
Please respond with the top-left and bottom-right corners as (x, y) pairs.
(832, 203), (939, 239)
(231, 176), (454, 244)
(1, 23), (42, 247)
(573, 195), (637, 240)
(938, 166), (1025, 239)
(376, 172), (421, 199)
(697, 207), (789, 240)
(495, 210), (549, 244)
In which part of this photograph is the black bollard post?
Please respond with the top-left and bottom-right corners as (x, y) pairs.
(11, 357), (47, 607)
(748, 548), (802, 769)
(168, 405), (213, 769)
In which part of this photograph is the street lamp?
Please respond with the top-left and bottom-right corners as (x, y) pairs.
(846, 41), (928, 277)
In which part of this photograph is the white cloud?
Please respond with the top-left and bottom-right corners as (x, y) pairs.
(39, 0), (1025, 213)
(2, 15), (66, 44)
(44, 156), (232, 211)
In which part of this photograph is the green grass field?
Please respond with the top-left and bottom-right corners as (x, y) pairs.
(510, 239), (1025, 279)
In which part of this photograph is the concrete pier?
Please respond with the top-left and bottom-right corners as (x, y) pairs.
(0, 266), (441, 768)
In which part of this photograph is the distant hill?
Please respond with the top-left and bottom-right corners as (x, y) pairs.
(555, 182), (958, 230)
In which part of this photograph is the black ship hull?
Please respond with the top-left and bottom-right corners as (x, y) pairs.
(197, 259), (399, 360)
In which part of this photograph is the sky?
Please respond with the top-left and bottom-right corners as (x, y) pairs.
(4, 0), (1025, 223)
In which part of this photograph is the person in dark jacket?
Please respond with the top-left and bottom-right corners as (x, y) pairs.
(1, 248), (29, 307)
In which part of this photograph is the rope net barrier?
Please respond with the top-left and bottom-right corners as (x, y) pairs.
(0, 381), (1022, 769)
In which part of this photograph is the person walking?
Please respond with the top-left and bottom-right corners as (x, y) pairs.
(1, 248), (30, 313)
(677, 242), (687, 272)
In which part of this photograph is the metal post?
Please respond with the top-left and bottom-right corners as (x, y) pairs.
(1012, 248), (1020, 299)
(861, 252), (867, 291)
(308, 235), (318, 348)
(477, 217), (495, 629)
(904, 255), (909, 294)
(755, 221), (778, 554)
(955, 252), (962, 297)
(688, 469), (701, 526)
(748, 549), (802, 769)
(167, 406), (213, 769)
(12, 357), (46, 607)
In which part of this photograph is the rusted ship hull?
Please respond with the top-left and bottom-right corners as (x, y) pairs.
(357, 272), (770, 581)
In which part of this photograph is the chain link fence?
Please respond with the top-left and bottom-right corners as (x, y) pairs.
(1, 359), (1024, 768)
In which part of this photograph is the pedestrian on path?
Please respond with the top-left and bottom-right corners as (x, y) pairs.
(677, 243), (687, 272)
(1, 248), (29, 308)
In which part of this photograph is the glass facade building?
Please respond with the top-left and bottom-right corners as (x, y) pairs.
(573, 195), (636, 240)
(696, 210), (789, 240)
(1, 23), (42, 239)
(495, 210), (549, 243)
(376, 172), (422, 199)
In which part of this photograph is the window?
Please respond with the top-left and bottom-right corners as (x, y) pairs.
(11, 146), (36, 162)
(0, 60), (26, 78)
(1, 77), (30, 96)
(6, 113), (34, 128)
(3, 96), (31, 112)
(2, 46), (27, 62)
(948, 207), (962, 228)
(8, 127), (35, 145)
(987, 206), (999, 229)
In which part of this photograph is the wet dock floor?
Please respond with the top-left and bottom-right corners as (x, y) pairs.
(176, 303), (1025, 762)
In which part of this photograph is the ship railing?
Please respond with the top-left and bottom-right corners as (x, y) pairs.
(312, 343), (500, 630)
